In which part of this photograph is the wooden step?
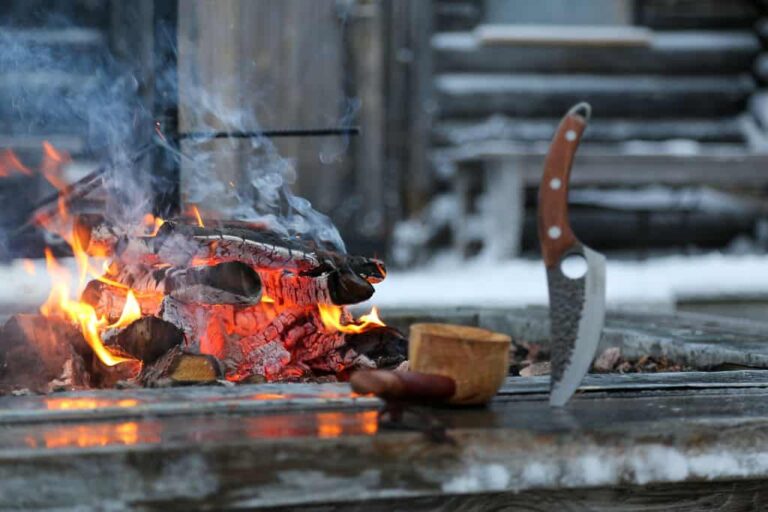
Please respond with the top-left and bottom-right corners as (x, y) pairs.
(637, 0), (759, 30)
(438, 141), (768, 187)
(0, 29), (107, 73)
(434, 116), (748, 145)
(435, 73), (755, 118)
(0, 0), (110, 29)
(434, 0), (482, 32)
(434, 30), (759, 74)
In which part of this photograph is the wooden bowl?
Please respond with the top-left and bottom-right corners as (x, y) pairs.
(409, 323), (511, 405)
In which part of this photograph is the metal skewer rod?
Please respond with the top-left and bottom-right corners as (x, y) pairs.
(179, 126), (360, 139)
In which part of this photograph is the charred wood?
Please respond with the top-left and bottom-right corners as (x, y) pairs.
(344, 326), (408, 370)
(261, 269), (373, 307)
(160, 297), (234, 360)
(105, 262), (262, 305)
(81, 280), (163, 322)
(76, 218), (385, 293)
(90, 347), (142, 389)
(83, 261), (262, 321)
(0, 314), (89, 393)
(164, 261), (262, 305)
(153, 221), (323, 271)
(141, 346), (223, 387)
(105, 316), (184, 365)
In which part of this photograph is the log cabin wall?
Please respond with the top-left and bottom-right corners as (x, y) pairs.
(410, 0), (768, 264)
(0, 0), (114, 252)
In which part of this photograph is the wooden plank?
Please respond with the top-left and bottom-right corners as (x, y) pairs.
(381, 1), (435, 221)
(475, 24), (652, 47)
(435, 0), (483, 32)
(438, 141), (768, 187)
(346, 2), (388, 253)
(0, 28), (106, 73)
(484, 0), (633, 26)
(0, 382), (378, 425)
(177, 0), (348, 217)
(6, 385), (768, 508)
(433, 30), (760, 74)
(638, 0), (759, 30)
(500, 370), (768, 396)
(435, 73), (755, 118)
(381, 306), (768, 370)
(434, 116), (748, 145)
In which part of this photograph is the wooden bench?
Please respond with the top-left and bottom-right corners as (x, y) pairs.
(437, 141), (768, 259)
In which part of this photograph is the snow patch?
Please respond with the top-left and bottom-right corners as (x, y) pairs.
(442, 464), (510, 493)
(370, 253), (768, 310)
(630, 445), (689, 485)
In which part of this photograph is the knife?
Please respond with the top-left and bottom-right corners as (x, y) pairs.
(538, 102), (606, 407)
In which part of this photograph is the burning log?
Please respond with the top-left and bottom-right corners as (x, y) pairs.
(105, 317), (184, 365)
(67, 214), (393, 386)
(153, 221), (324, 271)
(91, 347), (142, 389)
(104, 262), (262, 305)
(0, 314), (90, 393)
(83, 261), (262, 321)
(76, 217), (385, 287)
(160, 298), (235, 360)
(81, 280), (163, 321)
(260, 268), (373, 307)
(141, 346), (223, 387)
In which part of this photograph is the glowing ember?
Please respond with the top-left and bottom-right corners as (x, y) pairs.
(21, 139), (392, 384)
(318, 304), (385, 334)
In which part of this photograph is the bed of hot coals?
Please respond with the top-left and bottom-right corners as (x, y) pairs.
(0, 213), (406, 394)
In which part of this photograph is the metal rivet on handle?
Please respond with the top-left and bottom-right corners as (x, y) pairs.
(565, 130), (577, 141)
(549, 178), (561, 190)
(548, 226), (562, 239)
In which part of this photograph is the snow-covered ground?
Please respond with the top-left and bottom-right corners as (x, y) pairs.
(369, 252), (768, 311)
(6, 252), (768, 314)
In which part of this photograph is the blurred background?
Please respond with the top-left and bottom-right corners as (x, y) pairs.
(4, 0), (768, 317)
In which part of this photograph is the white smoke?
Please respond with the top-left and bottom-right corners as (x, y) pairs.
(1, 14), (349, 253)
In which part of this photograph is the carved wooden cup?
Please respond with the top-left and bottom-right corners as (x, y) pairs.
(409, 323), (511, 405)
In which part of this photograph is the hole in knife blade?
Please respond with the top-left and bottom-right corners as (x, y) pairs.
(565, 130), (577, 141)
(560, 253), (587, 279)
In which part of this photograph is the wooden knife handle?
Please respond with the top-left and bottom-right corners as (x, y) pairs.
(538, 103), (590, 268)
(350, 370), (456, 403)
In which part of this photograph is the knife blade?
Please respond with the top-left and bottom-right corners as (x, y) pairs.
(538, 102), (606, 407)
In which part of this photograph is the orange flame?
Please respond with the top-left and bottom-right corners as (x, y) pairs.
(0, 149), (32, 177)
(318, 305), (385, 334)
(192, 205), (204, 227)
(40, 141), (71, 194)
(143, 213), (165, 236)
(40, 249), (138, 368)
(110, 290), (142, 330)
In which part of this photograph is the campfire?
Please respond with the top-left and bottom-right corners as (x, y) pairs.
(0, 144), (405, 393)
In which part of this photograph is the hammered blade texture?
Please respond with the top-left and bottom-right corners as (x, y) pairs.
(546, 267), (586, 385)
